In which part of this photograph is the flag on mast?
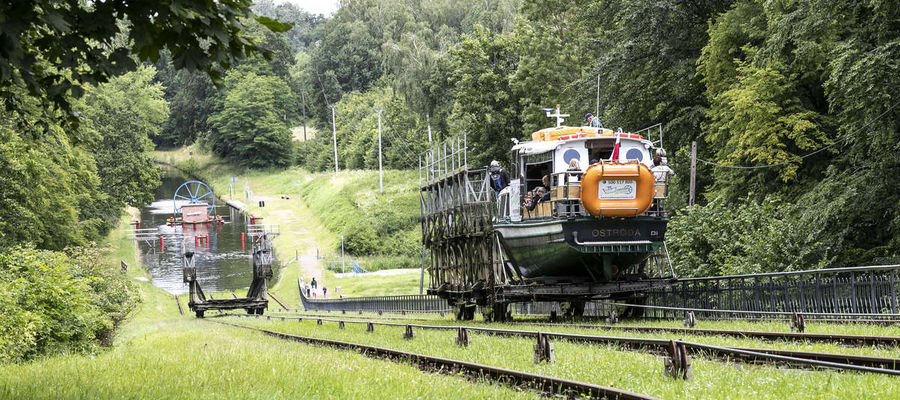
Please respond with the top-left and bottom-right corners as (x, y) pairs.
(610, 133), (621, 162)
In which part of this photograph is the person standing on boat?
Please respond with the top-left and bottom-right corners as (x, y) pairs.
(584, 113), (603, 128)
(651, 149), (674, 214)
(489, 160), (510, 192)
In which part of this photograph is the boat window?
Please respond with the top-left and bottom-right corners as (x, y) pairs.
(585, 139), (614, 162)
(523, 152), (552, 192)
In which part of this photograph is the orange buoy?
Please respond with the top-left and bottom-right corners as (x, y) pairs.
(580, 161), (654, 217)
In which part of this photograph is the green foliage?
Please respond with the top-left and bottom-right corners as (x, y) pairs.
(296, 82), (426, 172)
(206, 72), (294, 168)
(0, 246), (139, 363)
(667, 197), (828, 277)
(448, 26), (521, 166)
(511, 0), (595, 133)
(80, 66), (166, 210)
(0, 0), (286, 132)
(298, 171), (420, 262)
(0, 107), (107, 250)
(252, 0), (326, 51)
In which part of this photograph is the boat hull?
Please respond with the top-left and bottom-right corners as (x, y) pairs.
(494, 217), (667, 282)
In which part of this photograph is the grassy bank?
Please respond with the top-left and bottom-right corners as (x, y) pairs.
(227, 316), (900, 400)
(0, 202), (533, 399)
(153, 146), (426, 302)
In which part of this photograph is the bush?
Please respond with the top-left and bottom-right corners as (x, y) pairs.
(299, 170), (421, 261)
(0, 246), (139, 363)
(667, 196), (829, 277)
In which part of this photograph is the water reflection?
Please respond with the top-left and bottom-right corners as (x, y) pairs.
(137, 168), (276, 295)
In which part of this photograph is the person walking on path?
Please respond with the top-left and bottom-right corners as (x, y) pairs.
(322, 286), (328, 298)
(311, 277), (318, 289)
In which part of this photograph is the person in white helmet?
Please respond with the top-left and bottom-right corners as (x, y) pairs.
(489, 160), (510, 192)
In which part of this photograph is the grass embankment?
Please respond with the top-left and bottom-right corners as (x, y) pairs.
(227, 315), (900, 400)
(154, 146), (426, 304)
(0, 205), (534, 399)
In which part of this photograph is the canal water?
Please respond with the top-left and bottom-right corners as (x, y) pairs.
(137, 168), (277, 295)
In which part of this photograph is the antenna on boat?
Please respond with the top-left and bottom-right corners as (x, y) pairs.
(540, 104), (568, 127)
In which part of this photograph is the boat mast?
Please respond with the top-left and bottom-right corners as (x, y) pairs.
(541, 104), (569, 127)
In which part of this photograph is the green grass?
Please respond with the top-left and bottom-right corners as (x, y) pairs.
(0, 319), (538, 400)
(0, 202), (536, 400)
(226, 315), (900, 400)
(154, 146), (428, 299)
(326, 270), (426, 297)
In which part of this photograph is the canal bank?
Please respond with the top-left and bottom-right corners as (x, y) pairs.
(0, 197), (529, 400)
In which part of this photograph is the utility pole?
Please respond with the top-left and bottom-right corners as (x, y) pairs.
(689, 141), (697, 206)
(426, 113), (432, 143)
(375, 108), (383, 192)
(596, 74), (601, 117)
(331, 104), (338, 173)
(300, 89), (307, 141)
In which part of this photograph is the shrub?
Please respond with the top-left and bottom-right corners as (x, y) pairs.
(667, 196), (829, 277)
(0, 246), (139, 363)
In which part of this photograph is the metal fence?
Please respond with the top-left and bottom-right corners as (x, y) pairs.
(300, 291), (449, 313)
(642, 264), (900, 320)
(298, 265), (900, 320)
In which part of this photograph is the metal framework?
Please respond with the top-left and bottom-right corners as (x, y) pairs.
(641, 264), (900, 320)
(419, 133), (506, 319)
(184, 234), (274, 317)
(297, 264), (900, 321)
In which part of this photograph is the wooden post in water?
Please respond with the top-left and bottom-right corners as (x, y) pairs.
(689, 141), (697, 206)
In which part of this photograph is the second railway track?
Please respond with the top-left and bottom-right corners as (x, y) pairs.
(230, 313), (900, 375)
(210, 319), (659, 400)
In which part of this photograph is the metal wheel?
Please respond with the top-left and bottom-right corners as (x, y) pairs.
(173, 180), (215, 215)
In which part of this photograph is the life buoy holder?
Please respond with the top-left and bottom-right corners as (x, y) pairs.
(580, 161), (654, 217)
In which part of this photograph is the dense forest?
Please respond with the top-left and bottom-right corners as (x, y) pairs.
(1, 0), (898, 361)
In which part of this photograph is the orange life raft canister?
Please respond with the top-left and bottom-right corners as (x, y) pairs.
(580, 161), (654, 217)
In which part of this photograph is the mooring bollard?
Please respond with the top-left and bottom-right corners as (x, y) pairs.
(606, 310), (619, 324)
(663, 340), (692, 380)
(790, 313), (806, 333)
(338, 321), (345, 329)
(684, 311), (696, 328)
(549, 310), (557, 322)
(403, 325), (415, 340)
(533, 332), (555, 364)
(317, 319), (323, 325)
(456, 327), (469, 347)
(366, 322), (375, 332)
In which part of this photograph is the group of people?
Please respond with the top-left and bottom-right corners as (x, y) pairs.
(485, 111), (674, 212)
(301, 277), (328, 298)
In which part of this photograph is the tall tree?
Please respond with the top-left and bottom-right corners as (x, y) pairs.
(448, 26), (521, 167)
(0, 0), (289, 132)
(80, 65), (167, 212)
(207, 72), (293, 168)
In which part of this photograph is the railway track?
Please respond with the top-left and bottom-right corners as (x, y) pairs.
(511, 321), (900, 347)
(233, 314), (900, 374)
(267, 310), (900, 347)
(210, 319), (659, 400)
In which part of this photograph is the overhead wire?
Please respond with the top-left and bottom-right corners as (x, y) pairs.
(696, 100), (900, 170)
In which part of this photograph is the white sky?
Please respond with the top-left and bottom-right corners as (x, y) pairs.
(274, 0), (340, 16)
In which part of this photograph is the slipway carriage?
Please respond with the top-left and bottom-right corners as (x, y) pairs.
(421, 107), (676, 321)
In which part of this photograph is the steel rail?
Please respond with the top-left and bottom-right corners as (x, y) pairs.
(234, 314), (900, 374)
(210, 319), (658, 400)
(597, 301), (900, 319)
(270, 310), (900, 347)
(510, 321), (900, 347)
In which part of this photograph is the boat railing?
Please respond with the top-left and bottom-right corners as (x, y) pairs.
(519, 170), (669, 219)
